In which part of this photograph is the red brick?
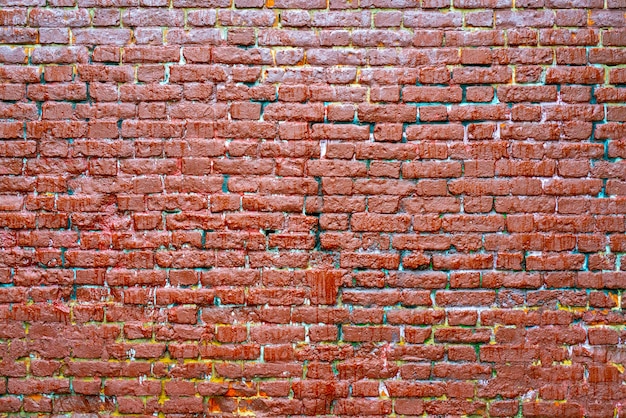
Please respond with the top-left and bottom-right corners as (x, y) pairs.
(0, 4), (622, 416)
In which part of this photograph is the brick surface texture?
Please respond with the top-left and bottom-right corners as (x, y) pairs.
(0, 0), (626, 415)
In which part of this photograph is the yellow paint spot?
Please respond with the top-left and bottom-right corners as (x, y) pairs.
(210, 374), (224, 383)
(157, 385), (169, 405)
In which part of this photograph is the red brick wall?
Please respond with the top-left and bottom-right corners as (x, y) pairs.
(1, 0), (625, 415)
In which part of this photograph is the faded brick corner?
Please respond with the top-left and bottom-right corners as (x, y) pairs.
(1, 0), (626, 415)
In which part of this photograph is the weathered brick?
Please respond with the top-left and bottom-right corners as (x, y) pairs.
(0, 2), (622, 416)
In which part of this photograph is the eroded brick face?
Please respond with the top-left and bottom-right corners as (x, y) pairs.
(0, 0), (625, 416)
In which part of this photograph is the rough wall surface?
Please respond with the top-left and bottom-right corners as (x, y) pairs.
(0, 0), (626, 415)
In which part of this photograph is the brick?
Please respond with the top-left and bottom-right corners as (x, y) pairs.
(0, 2), (622, 416)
